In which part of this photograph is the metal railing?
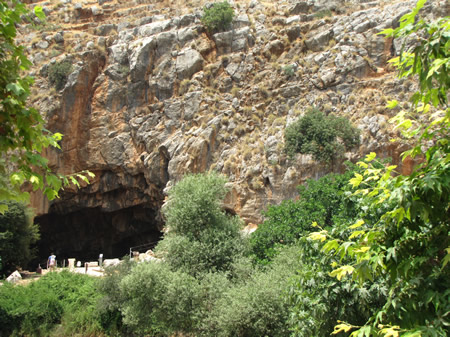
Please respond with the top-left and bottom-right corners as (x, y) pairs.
(129, 241), (159, 258)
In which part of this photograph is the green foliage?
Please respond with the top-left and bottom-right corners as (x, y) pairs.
(250, 168), (358, 264)
(0, 0), (93, 212)
(314, 9), (333, 19)
(96, 257), (135, 335)
(106, 251), (298, 337)
(118, 262), (201, 336)
(156, 173), (248, 276)
(288, 238), (387, 337)
(209, 246), (300, 337)
(48, 59), (73, 90)
(0, 270), (101, 336)
(201, 1), (234, 33)
(284, 108), (360, 163)
(93, 174), (300, 336)
(309, 2), (450, 335)
(0, 201), (39, 276)
(283, 64), (295, 77)
(380, 0), (449, 108)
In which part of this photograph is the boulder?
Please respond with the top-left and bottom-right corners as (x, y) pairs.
(103, 258), (121, 267)
(128, 37), (156, 81)
(36, 40), (49, 49)
(53, 32), (64, 43)
(214, 27), (251, 55)
(305, 29), (333, 52)
(184, 91), (202, 120)
(289, 1), (310, 15)
(138, 20), (171, 37)
(176, 48), (204, 80)
(233, 14), (251, 29)
(265, 39), (284, 56)
(94, 24), (117, 36)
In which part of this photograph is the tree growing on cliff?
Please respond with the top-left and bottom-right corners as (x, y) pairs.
(201, 1), (234, 33)
(284, 108), (360, 164)
(0, 0), (93, 212)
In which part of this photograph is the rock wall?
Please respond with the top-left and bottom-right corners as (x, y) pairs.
(18, 0), (447, 259)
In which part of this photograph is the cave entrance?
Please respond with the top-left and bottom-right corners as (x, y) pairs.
(34, 204), (162, 265)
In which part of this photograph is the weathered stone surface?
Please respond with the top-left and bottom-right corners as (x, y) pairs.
(177, 26), (197, 46)
(305, 29), (333, 52)
(289, 1), (310, 15)
(54, 32), (64, 43)
(138, 19), (171, 37)
(233, 14), (250, 29)
(213, 27), (252, 55)
(176, 48), (204, 80)
(128, 37), (156, 81)
(94, 24), (117, 36)
(36, 40), (49, 49)
(184, 91), (202, 120)
(109, 43), (128, 64)
(286, 15), (300, 25)
(265, 39), (284, 56)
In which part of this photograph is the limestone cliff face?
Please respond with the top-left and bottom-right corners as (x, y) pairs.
(19, 0), (447, 259)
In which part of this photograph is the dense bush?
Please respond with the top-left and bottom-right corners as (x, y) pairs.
(156, 172), (249, 276)
(92, 174), (300, 336)
(209, 246), (300, 337)
(118, 262), (201, 335)
(0, 201), (39, 276)
(306, 3), (450, 335)
(48, 59), (72, 90)
(96, 257), (135, 335)
(288, 238), (387, 336)
(0, 270), (101, 336)
(106, 246), (299, 337)
(284, 108), (360, 163)
(250, 168), (358, 264)
(201, 1), (234, 33)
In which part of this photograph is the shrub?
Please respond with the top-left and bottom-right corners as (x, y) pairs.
(284, 108), (360, 163)
(201, 2), (234, 33)
(288, 238), (387, 337)
(48, 59), (72, 90)
(118, 262), (201, 335)
(0, 270), (101, 336)
(283, 64), (295, 77)
(208, 246), (300, 337)
(250, 168), (358, 264)
(0, 201), (39, 276)
(96, 257), (135, 334)
(314, 9), (332, 19)
(155, 172), (249, 276)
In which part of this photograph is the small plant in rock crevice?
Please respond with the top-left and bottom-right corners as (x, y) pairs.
(48, 59), (73, 90)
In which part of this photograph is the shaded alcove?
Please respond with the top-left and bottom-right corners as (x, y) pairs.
(34, 204), (162, 264)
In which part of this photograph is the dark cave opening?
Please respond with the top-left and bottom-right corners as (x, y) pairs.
(33, 204), (162, 266)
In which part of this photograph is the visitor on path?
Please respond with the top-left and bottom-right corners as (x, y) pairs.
(47, 253), (56, 270)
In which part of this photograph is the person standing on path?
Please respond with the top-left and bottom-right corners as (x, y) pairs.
(47, 253), (56, 270)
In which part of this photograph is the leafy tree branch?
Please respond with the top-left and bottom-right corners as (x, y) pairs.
(0, 0), (93, 212)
